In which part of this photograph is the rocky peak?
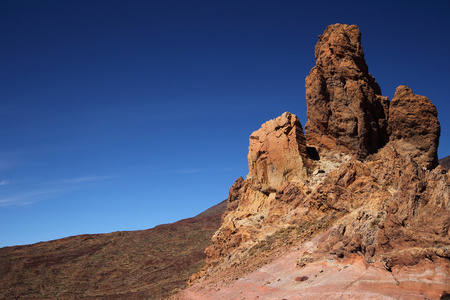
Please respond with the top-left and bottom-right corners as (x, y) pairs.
(247, 112), (313, 191)
(387, 85), (441, 170)
(305, 24), (389, 158)
(185, 24), (448, 298)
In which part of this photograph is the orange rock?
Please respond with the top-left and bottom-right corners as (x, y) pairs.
(247, 112), (312, 191)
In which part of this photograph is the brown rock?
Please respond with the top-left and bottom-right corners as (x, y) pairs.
(226, 177), (245, 212)
(248, 112), (312, 191)
(440, 155), (450, 171)
(388, 85), (441, 170)
(185, 24), (449, 299)
(304, 24), (389, 158)
(197, 113), (314, 270)
(295, 276), (309, 282)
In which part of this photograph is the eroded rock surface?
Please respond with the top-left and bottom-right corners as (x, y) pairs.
(304, 24), (389, 158)
(388, 85), (441, 170)
(182, 24), (448, 299)
(196, 113), (315, 270)
(248, 112), (313, 191)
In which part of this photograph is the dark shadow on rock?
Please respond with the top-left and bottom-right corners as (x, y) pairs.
(306, 146), (320, 160)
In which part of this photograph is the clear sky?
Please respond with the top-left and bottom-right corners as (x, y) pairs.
(1, 0), (449, 247)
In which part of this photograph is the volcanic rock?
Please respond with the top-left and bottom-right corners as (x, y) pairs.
(183, 24), (449, 299)
(199, 113), (314, 266)
(440, 156), (450, 171)
(182, 132), (450, 300)
(387, 85), (441, 170)
(247, 112), (313, 191)
(304, 24), (389, 158)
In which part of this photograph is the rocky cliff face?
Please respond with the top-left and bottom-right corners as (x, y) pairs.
(182, 24), (449, 299)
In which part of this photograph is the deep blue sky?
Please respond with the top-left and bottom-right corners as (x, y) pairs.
(1, 1), (449, 247)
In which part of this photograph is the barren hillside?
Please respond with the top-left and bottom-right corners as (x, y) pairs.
(0, 201), (226, 299)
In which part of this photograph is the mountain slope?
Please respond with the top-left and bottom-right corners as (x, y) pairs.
(0, 200), (226, 299)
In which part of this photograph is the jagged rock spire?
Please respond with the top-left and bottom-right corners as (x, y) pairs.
(304, 24), (389, 158)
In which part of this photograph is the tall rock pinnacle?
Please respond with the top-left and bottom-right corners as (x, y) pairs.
(185, 24), (448, 299)
(305, 24), (389, 158)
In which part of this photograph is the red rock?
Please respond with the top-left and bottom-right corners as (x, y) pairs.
(388, 85), (441, 170)
(174, 235), (450, 300)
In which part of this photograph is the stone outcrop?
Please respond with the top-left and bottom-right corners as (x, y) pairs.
(199, 113), (314, 266)
(304, 24), (389, 158)
(440, 156), (450, 171)
(387, 85), (440, 170)
(247, 112), (313, 191)
(183, 24), (448, 299)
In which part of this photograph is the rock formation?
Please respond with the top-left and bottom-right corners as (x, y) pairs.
(304, 24), (389, 158)
(388, 85), (441, 170)
(180, 24), (449, 299)
(440, 155), (450, 171)
(199, 112), (314, 266)
(247, 112), (313, 191)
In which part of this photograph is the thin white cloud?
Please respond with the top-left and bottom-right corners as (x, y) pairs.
(0, 188), (64, 207)
(146, 167), (237, 176)
(59, 175), (117, 184)
(173, 169), (201, 174)
(0, 180), (10, 186)
(0, 174), (119, 207)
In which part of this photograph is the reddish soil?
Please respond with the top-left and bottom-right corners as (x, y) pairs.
(174, 231), (450, 300)
(0, 200), (226, 299)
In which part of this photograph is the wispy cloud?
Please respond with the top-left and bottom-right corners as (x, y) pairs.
(59, 175), (118, 184)
(173, 169), (201, 174)
(146, 167), (237, 176)
(0, 180), (10, 186)
(0, 174), (119, 207)
(0, 188), (65, 207)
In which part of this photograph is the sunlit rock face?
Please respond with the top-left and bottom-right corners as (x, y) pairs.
(304, 24), (389, 158)
(199, 112), (314, 266)
(247, 112), (313, 191)
(185, 24), (449, 299)
(387, 85), (440, 170)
